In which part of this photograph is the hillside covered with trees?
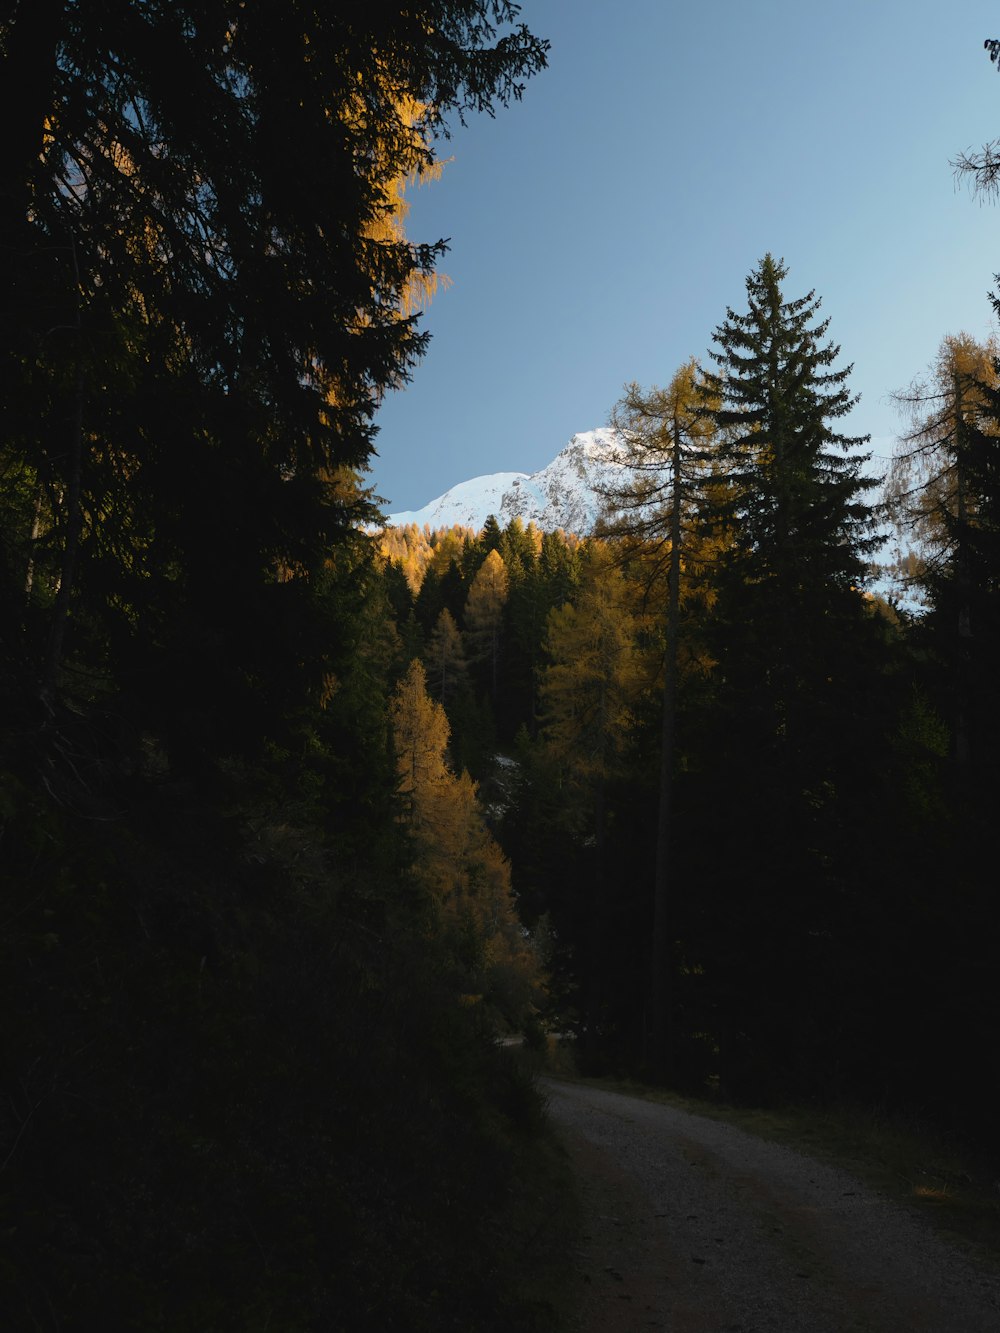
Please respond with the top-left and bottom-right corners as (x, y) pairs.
(4, 3), (1000, 1328)
(376, 253), (1000, 1140)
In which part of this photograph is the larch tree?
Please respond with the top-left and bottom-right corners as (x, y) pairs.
(390, 658), (542, 1025)
(391, 658), (453, 821)
(890, 334), (1000, 771)
(952, 35), (1000, 197)
(538, 542), (645, 1048)
(599, 358), (718, 1079)
(424, 607), (469, 710)
(465, 546), (509, 703)
(890, 334), (1000, 584)
(538, 543), (643, 828)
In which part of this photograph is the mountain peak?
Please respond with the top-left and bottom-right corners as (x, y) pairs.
(385, 429), (627, 534)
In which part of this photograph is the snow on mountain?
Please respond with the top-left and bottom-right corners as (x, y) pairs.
(386, 470), (531, 532)
(382, 427), (920, 613)
(385, 428), (629, 534)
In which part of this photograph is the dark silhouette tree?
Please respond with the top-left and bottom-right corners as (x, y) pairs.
(599, 359), (718, 1080)
(1, 0), (547, 766)
(1, 6), (554, 1328)
(698, 254), (878, 760)
(889, 334), (1000, 770)
(694, 254), (887, 1099)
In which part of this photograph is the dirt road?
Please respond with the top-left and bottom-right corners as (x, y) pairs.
(543, 1079), (1000, 1332)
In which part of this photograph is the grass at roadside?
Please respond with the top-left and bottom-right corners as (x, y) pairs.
(500, 1126), (583, 1331)
(532, 1043), (1000, 1270)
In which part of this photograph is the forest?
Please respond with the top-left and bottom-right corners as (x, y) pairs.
(3, 2), (1000, 1329)
(380, 294), (1000, 1126)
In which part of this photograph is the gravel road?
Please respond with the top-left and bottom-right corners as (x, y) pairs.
(542, 1078), (1000, 1332)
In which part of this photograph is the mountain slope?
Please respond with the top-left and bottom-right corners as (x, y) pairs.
(385, 429), (628, 534)
(382, 428), (917, 611)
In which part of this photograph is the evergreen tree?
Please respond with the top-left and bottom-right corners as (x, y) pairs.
(538, 529), (581, 609)
(439, 556), (471, 625)
(698, 254), (879, 772)
(1, 1), (547, 765)
(414, 563), (447, 637)
(384, 555), (415, 618)
(0, 6), (554, 1326)
(693, 255), (890, 1099)
(481, 513), (504, 554)
(499, 515), (537, 577)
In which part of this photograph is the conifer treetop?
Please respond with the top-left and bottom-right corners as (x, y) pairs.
(699, 253), (879, 582)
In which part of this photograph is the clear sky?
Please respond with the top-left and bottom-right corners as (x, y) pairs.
(371, 0), (1000, 514)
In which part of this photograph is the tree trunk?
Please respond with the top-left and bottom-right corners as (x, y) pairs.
(952, 373), (972, 774)
(42, 237), (85, 705)
(649, 413), (682, 1081)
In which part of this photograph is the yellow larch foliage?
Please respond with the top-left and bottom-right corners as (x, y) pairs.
(539, 542), (644, 785)
(890, 332), (1000, 560)
(390, 660), (542, 1022)
(424, 608), (468, 707)
(465, 548), (508, 651)
(346, 88), (451, 316)
(377, 524), (478, 593)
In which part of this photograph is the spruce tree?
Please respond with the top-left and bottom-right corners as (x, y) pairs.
(0, 1), (548, 765)
(699, 253), (879, 770)
(1, 6), (554, 1325)
(694, 255), (889, 1100)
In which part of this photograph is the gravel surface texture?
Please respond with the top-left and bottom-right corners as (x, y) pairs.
(542, 1078), (1000, 1332)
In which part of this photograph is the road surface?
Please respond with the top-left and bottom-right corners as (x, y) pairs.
(543, 1078), (1000, 1332)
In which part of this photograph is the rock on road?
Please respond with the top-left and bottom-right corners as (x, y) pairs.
(542, 1078), (1000, 1332)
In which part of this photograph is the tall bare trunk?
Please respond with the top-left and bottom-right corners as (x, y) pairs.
(953, 372), (971, 772)
(650, 412), (682, 1080)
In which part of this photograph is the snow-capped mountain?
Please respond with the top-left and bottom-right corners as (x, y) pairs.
(382, 427), (920, 611)
(385, 428), (629, 534)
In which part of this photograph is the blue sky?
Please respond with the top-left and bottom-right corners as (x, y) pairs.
(371, 0), (1000, 514)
